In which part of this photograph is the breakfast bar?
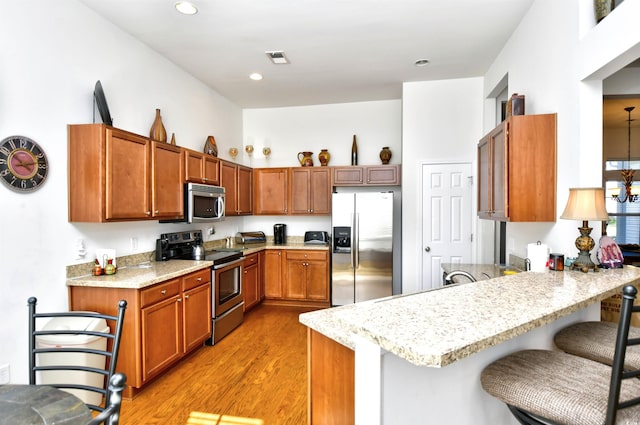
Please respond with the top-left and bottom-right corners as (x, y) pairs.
(299, 266), (640, 425)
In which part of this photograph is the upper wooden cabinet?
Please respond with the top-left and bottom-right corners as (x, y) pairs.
(183, 148), (220, 185)
(290, 168), (331, 215)
(220, 159), (253, 216)
(254, 168), (288, 215)
(332, 164), (401, 186)
(68, 124), (183, 222)
(477, 113), (557, 222)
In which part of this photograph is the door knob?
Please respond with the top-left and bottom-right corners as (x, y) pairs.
(425, 246), (431, 252)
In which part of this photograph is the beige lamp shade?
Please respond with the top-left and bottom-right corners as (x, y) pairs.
(560, 187), (609, 221)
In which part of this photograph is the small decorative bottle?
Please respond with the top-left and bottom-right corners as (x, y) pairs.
(380, 147), (392, 164)
(351, 135), (358, 166)
(318, 149), (330, 166)
(150, 108), (167, 143)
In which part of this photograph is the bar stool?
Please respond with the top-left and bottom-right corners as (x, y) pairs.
(554, 320), (640, 370)
(481, 285), (640, 425)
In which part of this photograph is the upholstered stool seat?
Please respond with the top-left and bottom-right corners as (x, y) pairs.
(482, 349), (640, 425)
(554, 321), (640, 369)
(481, 285), (640, 425)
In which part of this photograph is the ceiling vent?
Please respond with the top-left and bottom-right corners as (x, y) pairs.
(266, 51), (289, 64)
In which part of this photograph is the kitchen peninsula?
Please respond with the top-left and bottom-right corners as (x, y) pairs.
(300, 266), (640, 425)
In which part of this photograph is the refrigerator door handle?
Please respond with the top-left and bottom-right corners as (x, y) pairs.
(354, 213), (359, 268)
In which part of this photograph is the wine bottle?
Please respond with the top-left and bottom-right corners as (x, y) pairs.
(351, 135), (358, 166)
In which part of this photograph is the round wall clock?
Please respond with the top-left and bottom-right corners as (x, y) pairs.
(0, 135), (49, 192)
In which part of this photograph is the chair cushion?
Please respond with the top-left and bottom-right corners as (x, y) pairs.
(481, 349), (640, 425)
(554, 321), (640, 370)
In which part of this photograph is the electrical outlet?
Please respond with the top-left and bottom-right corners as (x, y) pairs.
(0, 364), (10, 384)
(208, 227), (215, 235)
(130, 237), (138, 250)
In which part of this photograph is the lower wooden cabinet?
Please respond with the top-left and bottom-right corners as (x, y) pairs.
(68, 268), (212, 398)
(264, 249), (330, 308)
(243, 252), (262, 312)
(308, 329), (355, 424)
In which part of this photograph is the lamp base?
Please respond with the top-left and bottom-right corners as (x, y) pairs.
(570, 222), (599, 273)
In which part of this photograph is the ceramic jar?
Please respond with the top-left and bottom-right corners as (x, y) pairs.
(318, 149), (330, 166)
(380, 147), (392, 164)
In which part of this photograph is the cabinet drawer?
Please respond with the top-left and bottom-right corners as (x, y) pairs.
(183, 269), (211, 291)
(286, 251), (327, 261)
(141, 279), (180, 308)
(244, 253), (259, 266)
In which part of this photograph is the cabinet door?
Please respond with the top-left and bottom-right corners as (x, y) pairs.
(290, 168), (311, 214)
(141, 295), (182, 381)
(184, 149), (204, 182)
(309, 168), (331, 214)
(243, 253), (260, 311)
(491, 125), (507, 220)
(203, 155), (220, 185)
(254, 168), (288, 214)
(220, 160), (238, 216)
(365, 165), (400, 185)
(333, 167), (363, 186)
(237, 165), (253, 215)
(106, 128), (150, 220)
(306, 259), (329, 301)
(264, 250), (283, 298)
(183, 282), (212, 353)
(151, 142), (184, 219)
(477, 135), (491, 219)
(284, 259), (307, 299)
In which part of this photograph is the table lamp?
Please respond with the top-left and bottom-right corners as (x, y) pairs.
(560, 187), (609, 272)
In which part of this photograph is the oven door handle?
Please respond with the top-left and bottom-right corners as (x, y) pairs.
(213, 257), (244, 270)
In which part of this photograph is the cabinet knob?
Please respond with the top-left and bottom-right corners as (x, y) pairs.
(146, 211), (151, 216)
(155, 210), (159, 214)
(177, 297), (182, 302)
(197, 277), (202, 281)
(161, 289), (167, 294)
(184, 295), (189, 300)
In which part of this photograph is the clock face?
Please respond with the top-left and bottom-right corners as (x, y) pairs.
(0, 135), (49, 192)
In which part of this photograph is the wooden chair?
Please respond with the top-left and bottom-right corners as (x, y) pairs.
(481, 285), (640, 425)
(28, 297), (127, 425)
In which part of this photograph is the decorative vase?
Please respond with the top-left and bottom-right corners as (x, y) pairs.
(318, 149), (330, 166)
(380, 147), (392, 165)
(351, 135), (358, 166)
(150, 109), (167, 143)
(170, 133), (176, 146)
(204, 135), (218, 156)
(297, 151), (313, 166)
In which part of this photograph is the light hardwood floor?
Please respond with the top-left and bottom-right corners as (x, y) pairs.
(120, 304), (314, 424)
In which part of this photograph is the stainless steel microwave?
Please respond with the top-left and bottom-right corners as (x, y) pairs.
(186, 182), (225, 223)
(162, 182), (225, 223)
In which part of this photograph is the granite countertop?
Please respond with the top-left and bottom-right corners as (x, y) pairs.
(66, 241), (329, 289)
(299, 266), (640, 368)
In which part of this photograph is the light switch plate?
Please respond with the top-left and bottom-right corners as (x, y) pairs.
(0, 364), (10, 384)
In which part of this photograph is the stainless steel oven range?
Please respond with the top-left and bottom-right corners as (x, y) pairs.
(155, 230), (244, 345)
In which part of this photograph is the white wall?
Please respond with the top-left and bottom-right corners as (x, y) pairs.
(242, 100), (402, 236)
(0, 0), (244, 383)
(401, 78), (484, 293)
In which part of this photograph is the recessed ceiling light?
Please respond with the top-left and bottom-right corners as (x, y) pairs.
(250, 73), (263, 81)
(266, 51), (290, 65)
(414, 59), (430, 67)
(175, 1), (198, 15)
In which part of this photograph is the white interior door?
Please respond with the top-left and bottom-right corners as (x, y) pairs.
(422, 163), (473, 289)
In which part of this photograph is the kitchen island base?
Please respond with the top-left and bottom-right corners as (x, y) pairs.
(308, 304), (598, 425)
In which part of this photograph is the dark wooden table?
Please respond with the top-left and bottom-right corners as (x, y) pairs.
(0, 384), (92, 425)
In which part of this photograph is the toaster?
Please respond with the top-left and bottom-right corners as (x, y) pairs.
(235, 231), (267, 244)
(304, 231), (329, 245)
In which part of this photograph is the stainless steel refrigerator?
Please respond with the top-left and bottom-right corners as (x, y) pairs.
(331, 191), (397, 306)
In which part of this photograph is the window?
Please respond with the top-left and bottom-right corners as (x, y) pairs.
(604, 160), (640, 244)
